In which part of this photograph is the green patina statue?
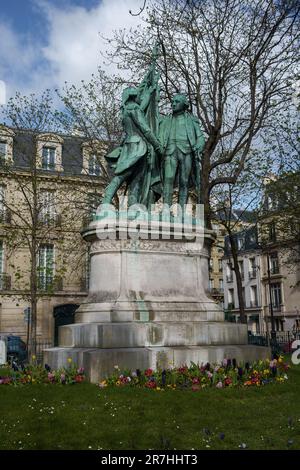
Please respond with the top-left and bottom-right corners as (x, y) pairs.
(159, 94), (205, 207)
(102, 85), (161, 207)
(102, 48), (205, 209)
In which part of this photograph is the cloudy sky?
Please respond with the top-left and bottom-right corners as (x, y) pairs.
(0, 0), (143, 103)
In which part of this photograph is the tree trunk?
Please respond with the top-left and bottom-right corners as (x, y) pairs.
(29, 255), (38, 357)
(202, 151), (211, 229)
(228, 232), (247, 324)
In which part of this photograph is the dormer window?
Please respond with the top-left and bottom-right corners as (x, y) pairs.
(88, 154), (100, 176)
(81, 140), (107, 176)
(42, 147), (56, 170)
(36, 133), (63, 172)
(0, 126), (14, 164)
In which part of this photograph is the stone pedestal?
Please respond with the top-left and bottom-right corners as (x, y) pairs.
(44, 218), (269, 382)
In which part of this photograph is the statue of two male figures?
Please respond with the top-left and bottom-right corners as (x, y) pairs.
(102, 82), (205, 211)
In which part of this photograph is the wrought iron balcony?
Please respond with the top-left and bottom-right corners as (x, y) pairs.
(0, 273), (11, 291)
(38, 213), (62, 226)
(38, 275), (63, 292)
(209, 287), (224, 296)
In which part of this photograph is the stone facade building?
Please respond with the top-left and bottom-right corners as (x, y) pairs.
(0, 125), (107, 345)
(223, 213), (300, 333)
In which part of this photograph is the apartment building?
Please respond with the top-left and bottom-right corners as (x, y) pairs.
(0, 125), (106, 344)
(223, 225), (300, 333)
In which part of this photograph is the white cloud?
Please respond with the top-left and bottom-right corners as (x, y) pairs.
(0, 0), (142, 99)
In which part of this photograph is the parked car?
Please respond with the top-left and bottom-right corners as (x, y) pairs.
(6, 336), (27, 362)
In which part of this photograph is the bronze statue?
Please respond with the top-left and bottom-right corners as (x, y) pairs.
(102, 47), (205, 211)
(159, 94), (205, 207)
(102, 85), (161, 207)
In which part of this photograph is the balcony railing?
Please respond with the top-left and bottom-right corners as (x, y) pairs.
(0, 208), (12, 224)
(38, 276), (63, 292)
(249, 269), (257, 279)
(0, 273), (11, 291)
(209, 287), (224, 296)
(38, 213), (62, 226)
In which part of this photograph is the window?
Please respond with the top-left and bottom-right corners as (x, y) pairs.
(226, 263), (233, 282)
(270, 283), (282, 309)
(0, 241), (3, 289)
(228, 288), (235, 309)
(0, 185), (4, 213)
(87, 193), (101, 220)
(249, 257), (256, 270)
(249, 257), (256, 278)
(218, 259), (223, 272)
(38, 244), (54, 290)
(0, 241), (3, 274)
(42, 147), (56, 170)
(88, 155), (101, 176)
(270, 252), (279, 274)
(0, 186), (10, 223)
(39, 190), (56, 223)
(238, 260), (244, 278)
(0, 141), (6, 160)
(250, 286), (258, 307)
(209, 279), (214, 290)
(209, 258), (213, 271)
(268, 222), (276, 242)
(219, 279), (224, 290)
(237, 236), (245, 250)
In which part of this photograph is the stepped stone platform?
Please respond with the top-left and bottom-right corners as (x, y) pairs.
(44, 217), (269, 382)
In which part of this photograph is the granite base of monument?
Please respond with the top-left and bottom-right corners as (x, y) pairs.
(44, 220), (270, 382)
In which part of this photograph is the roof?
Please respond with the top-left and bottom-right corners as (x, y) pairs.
(224, 226), (259, 256)
(12, 130), (85, 176)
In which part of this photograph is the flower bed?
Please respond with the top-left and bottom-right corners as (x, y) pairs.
(98, 357), (290, 391)
(0, 358), (85, 386)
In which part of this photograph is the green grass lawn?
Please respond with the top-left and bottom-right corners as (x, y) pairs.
(0, 363), (300, 450)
